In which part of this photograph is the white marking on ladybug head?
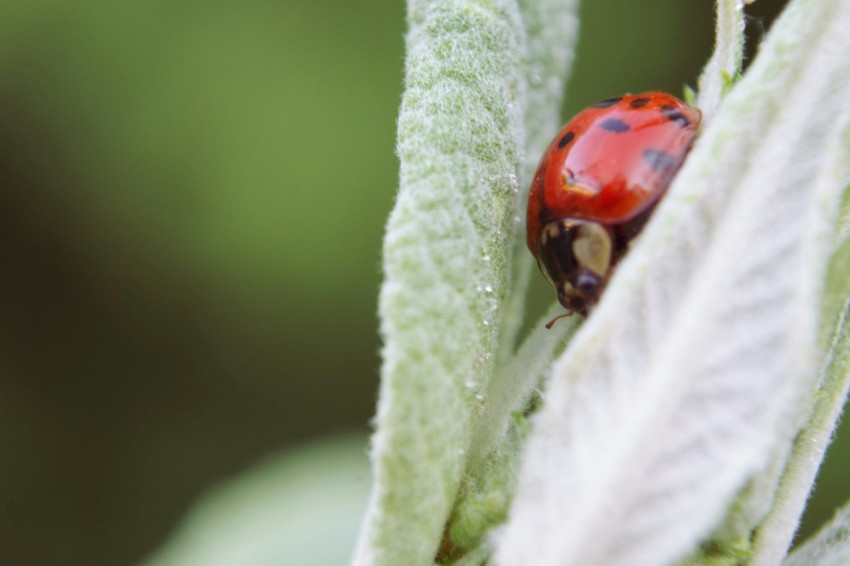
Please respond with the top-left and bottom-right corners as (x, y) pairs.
(572, 222), (613, 277)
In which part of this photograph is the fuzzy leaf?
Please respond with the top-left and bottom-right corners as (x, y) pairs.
(499, 0), (579, 352)
(443, 306), (579, 559)
(697, 0), (746, 122)
(470, 302), (579, 469)
(783, 499), (850, 566)
(353, 1), (577, 564)
(494, 1), (850, 565)
(748, 124), (850, 565)
(144, 436), (370, 566)
(481, 0), (580, 466)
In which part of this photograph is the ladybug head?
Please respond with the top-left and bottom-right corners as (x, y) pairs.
(536, 219), (613, 316)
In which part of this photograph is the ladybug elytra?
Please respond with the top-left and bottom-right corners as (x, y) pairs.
(526, 91), (701, 321)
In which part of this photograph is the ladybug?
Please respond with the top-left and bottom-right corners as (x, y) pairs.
(527, 91), (701, 321)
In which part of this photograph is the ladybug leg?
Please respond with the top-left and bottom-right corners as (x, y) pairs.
(545, 311), (574, 330)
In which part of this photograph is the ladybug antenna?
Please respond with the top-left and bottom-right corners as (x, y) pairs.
(545, 312), (573, 329)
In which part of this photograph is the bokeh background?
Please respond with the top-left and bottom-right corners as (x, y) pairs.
(2, 0), (845, 564)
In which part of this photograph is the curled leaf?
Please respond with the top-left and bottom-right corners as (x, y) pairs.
(353, 1), (577, 564)
(495, 1), (850, 564)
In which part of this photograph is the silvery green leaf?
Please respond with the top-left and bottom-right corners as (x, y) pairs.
(783, 498), (850, 566)
(143, 436), (370, 566)
(751, 186), (850, 563)
(469, 303), (579, 470)
(439, 304), (579, 561)
(696, 0), (746, 121)
(352, 1), (577, 565)
(499, 0), (579, 351)
(494, 1), (850, 565)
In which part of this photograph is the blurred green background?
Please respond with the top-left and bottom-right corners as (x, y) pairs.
(1, 0), (845, 564)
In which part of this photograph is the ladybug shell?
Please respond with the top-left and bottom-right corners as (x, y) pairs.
(527, 92), (701, 256)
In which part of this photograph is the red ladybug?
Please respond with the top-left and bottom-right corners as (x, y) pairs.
(527, 91), (701, 321)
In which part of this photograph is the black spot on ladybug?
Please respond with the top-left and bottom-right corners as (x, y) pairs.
(557, 131), (575, 149)
(643, 148), (678, 175)
(591, 97), (622, 108)
(629, 97), (650, 108)
(599, 118), (630, 133)
(660, 105), (691, 127)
